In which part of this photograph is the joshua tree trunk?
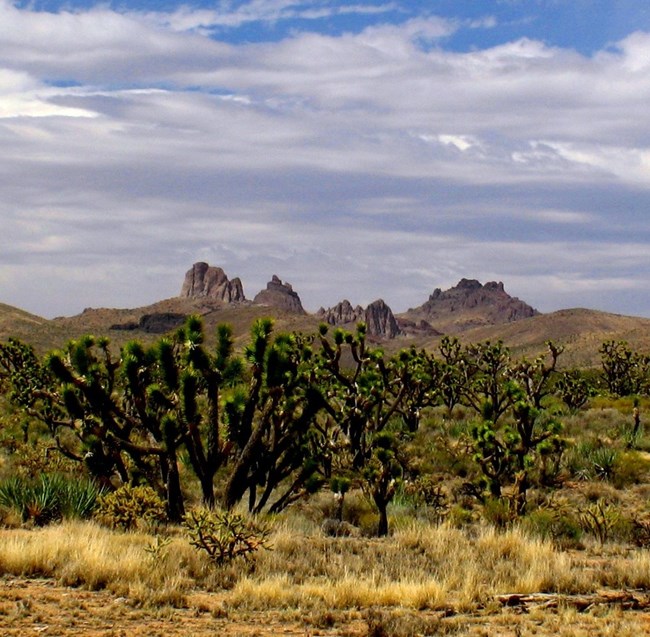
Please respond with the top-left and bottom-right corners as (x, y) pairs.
(164, 451), (185, 522)
(375, 498), (389, 537)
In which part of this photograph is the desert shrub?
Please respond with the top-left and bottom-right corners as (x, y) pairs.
(591, 447), (619, 481)
(521, 507), (583, 549)
(629, 516), (650, 547)
(0, 473), (105, 526)
(612, 450), (650, 488)
(365, 609), (447, 637)
(184, 508), (272, 567)
(335, 490), (377, 535)
(62, 476), (107, 519)
(95, 484), (167, 531)
(579, 499), (620, 544)
(447, 503), (475, 528)
(481, 497), (512, 528)
(7, 442), (78, 479)
(564, 440), (620, 482)
(401, 476), (449, 522)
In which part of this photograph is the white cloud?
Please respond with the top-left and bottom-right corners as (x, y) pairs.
(1, 1), (650, 317)
(436, 134), (480, 152)
(144, 1), (399, 33)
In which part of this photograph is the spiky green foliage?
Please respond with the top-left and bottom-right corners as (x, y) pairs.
(556, 369), (596, 412)
(0, 474), (105, 525)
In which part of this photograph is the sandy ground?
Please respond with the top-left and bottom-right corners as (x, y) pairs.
(3, 577), (650, 636)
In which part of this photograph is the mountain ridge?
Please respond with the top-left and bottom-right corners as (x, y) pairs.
(2, 264), (649, 367)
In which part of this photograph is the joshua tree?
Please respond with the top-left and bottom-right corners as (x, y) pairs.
(599, 340), (650, 397)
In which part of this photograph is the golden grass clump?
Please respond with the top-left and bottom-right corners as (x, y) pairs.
(0, 520), (209, 606)
(227, 520), (585, 611)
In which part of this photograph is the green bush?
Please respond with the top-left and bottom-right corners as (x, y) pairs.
(482, 496), (511, 528)
(95, 484), (167, 530)
(521, 508), (583, 549)
(401, 476), (449, 521)
(612, 450), (650, 488)
(564, 441), (619, 482)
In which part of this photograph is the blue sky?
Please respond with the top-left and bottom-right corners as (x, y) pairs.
(2, 0), (650, 318)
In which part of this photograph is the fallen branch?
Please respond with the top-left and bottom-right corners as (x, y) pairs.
(496, 590), (650, 612)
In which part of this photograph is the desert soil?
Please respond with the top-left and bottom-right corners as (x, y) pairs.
(3, 577), (650, 636)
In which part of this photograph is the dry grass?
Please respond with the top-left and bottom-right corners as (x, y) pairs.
(0, 521), (210, 606)
(3, 519), (650, 636)
(228, 520), (584, 612)
(2, 514), (650, 619)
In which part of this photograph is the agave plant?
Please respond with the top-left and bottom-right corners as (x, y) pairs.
(0, 474), (106, 525)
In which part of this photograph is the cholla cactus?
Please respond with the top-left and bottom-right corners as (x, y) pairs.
(184, 508), (271, 566)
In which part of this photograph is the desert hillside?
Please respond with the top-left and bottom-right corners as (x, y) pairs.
(2, 265), (650, 367)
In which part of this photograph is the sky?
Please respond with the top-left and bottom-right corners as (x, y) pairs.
(3, 0), (650, 319)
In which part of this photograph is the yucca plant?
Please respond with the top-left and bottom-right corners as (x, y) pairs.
(0, 474), (105, 525)
(0, 476), (32, 519)
(61, 477), (107, 519)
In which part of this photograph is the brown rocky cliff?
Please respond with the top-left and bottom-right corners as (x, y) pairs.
(317, 298), (402, 339)
(404, 278), (538, 333)
(253, 275), (306, 314)
(180, 262), (245, 303)
(316, 300), (365, 326)
(364, 299), (402, 339)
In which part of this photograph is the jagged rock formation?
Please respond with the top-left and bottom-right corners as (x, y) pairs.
(317, 298), (402, 339)
(365, 299), (402, 339)
(316, 300), (365, 326)
(253, 275), (306, 314)
(403, 278), (538, 333)
(180, 262), (245, 303)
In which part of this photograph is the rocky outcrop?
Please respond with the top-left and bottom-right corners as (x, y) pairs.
(180, 262), (245, 303)
(316, 300), (365, 326)
(404, 278), (538, 333)
(364, 299), (402, 339)
(253, 275), (306, 314)
(110, 312), (187, 334)
(396, 317), (442, 337)
(317, 298), (402, 339)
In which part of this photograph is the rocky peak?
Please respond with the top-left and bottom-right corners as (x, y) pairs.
(405, 279), (538, 332)
(316, 299), (365, 326)
(317, 298), (402, 339)
(364, 299), (402, 339)
(253, 275), (306, 314)
(456, 278), (483, 291)
(180, 262), (245, 303)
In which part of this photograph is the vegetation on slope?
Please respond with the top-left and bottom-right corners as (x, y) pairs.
(2, 316), (650, 635)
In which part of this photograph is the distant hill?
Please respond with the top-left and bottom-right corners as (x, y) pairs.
(414, 308), (650, 369)
(0, 303), (68, 352)
(401, 278), (538, 334)
(2, 265), (650, 368)
(0, 303), (46, 331)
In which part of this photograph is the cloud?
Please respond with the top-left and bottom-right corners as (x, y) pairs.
(1, 1), (650, 318)
(149, 1), (401, 33)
